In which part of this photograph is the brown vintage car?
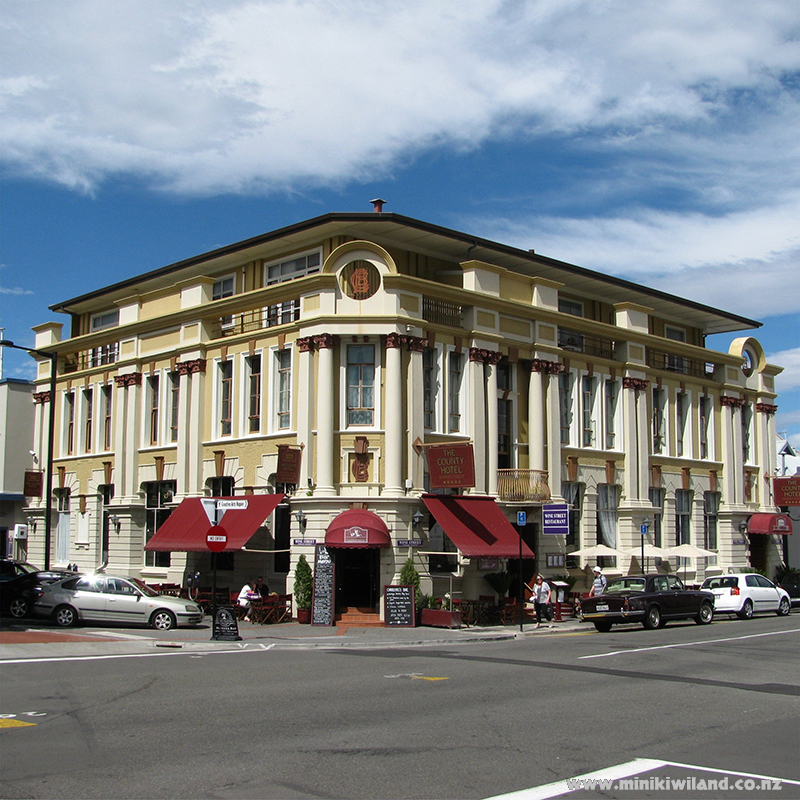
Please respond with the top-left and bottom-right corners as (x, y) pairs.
(577, 574), (715, 632)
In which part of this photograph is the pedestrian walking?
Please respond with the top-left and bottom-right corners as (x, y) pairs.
(589, 566), (607, 597)
(531, 575), (554, 629)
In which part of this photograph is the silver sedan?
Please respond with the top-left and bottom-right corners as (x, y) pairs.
(35, 574), (203, 630)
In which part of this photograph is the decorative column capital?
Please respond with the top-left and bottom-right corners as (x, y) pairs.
(755, 402), (778, 415)
(297, 336), (315, 353)
(175, 359), (206, 376)
(530, 358), (562, 374)
(33, 391), (52, 404)
(623, 376), (649, 391)
(469, 347), (502, 364)
(114, 372), (143, 388)
(387, 332), (428, 351)
(720, 395), (746, 408)
(313, 333), (335, 350)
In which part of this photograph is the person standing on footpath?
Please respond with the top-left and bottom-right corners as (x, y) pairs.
(531, 575), (554, 629)
(589, 566), (607, 597)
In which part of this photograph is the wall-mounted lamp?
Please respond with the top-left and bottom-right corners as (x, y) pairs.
(412, 510), (425, 530)
(108, 514), (121, 532)
(642, 517), (651, 529)
(738, 519), (749, 535)
(294, 510), (307, 531)
(307, 477), (315, 489)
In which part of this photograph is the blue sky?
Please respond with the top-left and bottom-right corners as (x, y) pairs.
(1, 0), (798, 447)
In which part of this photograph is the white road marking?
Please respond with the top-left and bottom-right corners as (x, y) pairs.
(486, 758), (665, 799)
(0, 647), (266, 665)
(484, 758), (800, 799)
(579, 627), (800, 659)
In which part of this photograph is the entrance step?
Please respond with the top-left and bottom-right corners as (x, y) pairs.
(336, 607), (384, 627)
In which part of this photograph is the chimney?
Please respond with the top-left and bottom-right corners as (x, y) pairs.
(370, 198), (386, 213)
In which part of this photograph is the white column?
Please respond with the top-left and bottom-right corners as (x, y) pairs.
(528, 364), (545, 472)
(383, 334), (404, 496)
(187, 364), (206, 496)
(636, 384), (650, 501)
(296, 339), (314, 490)
(315, 334), (336, 496)
(468, 350), (486, 494)
(486, 354), (499, 496)
(546, 372), (561, 500)
(407, 341), (425, 491)
(175, 369), (191, 495)
(721, 400), (740, 505)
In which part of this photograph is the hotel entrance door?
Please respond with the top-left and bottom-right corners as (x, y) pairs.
(334, 548), (379, 611)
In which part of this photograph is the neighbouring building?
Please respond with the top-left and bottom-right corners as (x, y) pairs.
(22, 207), (789, 615)
(1, 378), (35, 558)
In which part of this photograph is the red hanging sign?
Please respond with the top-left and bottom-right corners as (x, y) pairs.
(427, 443), (475, 490)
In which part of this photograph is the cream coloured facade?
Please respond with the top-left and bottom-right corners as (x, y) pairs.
(22, 211), (786, 611)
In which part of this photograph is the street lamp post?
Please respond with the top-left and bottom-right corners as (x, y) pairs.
(0, 339), (57, 570)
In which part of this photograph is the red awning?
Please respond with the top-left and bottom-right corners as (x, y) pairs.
(747, 513), (793, 535)
(421, 494), (534, 558)
(144, 495), (284, 551)
(325, 509), (391, 548)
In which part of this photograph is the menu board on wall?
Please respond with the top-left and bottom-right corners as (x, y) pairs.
(384, 585), (416, 627)
(311, 544), (335, 626)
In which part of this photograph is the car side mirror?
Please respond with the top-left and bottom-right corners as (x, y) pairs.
(136, 594), (141, 602)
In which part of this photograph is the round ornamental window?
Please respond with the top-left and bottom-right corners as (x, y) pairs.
(742, 348), (755, 376)
(340, 260), (381, 300)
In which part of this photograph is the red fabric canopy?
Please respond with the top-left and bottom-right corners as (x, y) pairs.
(325, 509), (391, 548)
(421, 494), (534, 558)
(747, 513), (793, 535)
(144, 495), (284, 552)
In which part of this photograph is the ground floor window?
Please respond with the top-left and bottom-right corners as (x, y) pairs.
(144, 481), (176, 568)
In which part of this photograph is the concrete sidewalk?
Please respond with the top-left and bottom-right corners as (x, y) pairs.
(0, 614), (588, 660)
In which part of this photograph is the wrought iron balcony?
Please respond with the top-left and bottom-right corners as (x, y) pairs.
(646, 348), (716, 378)
(497, 469), (551, 503)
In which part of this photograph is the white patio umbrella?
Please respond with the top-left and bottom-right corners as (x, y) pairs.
(624, 543), (671, 572)
(664, 543), (717, 558)
(567, 544), (631, 559)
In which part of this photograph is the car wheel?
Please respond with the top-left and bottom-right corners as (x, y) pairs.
(695, 602), (714, 625)
(54, 605), (78, 627)
(151, 610), (176, 631)
(9, 597), (30, 619)
(777, 597), (791, 616)
(737, 599), (754, 620)
(593, 621), (613, 633)
(643, 605), (662, 630)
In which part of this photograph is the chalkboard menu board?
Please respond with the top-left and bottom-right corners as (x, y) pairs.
(384, 585), (416, 627)
(312, 544), (335, 626)
(212, 606), (242, 641)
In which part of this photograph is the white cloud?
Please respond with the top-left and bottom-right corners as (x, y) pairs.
(0, 286), (35, 295)
(1, 0), (797, 195)
(770, 347), (800, 394)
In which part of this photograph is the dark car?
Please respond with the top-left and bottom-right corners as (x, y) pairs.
(0, 570), (77, 618)
(577, 574), (715, 632)
(0, 559), (40, 582)
(780, 572), (800, 608)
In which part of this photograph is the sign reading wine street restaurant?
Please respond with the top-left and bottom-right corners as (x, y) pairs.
(542, 504), (570, 535)
(427, 443), (475, 489)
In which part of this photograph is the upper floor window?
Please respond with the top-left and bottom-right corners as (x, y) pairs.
(102, 384), (113, 451)
(423, 348), (437, 431)
(83, 388), (93, 453)
(652, 387), (666, 454)
(213, 275), (235, 329)
(699, 395), (711, 460)
(264, 249), (322, 286)
(559, 298), (583, 317)
(665, 326), (687, 373)
(274, 349), (291, 430)
(219, 360), (233, 437)
(65, 391), (75, 456)
(581, 375), (597, 447)
(676, 391), (688, 457)
(558, 372), (574, 446)
(148, 374), (160, 446)
(347, 345), (375, 427)
(741, 402), (753, 463)
(247, 354), (262, 434)
(675, 489), (693, 546)
(447, 351), (464, 434)
(169, 373), (180, 443)
(604, 379), (619, 450)
(91, 309), (119, 332)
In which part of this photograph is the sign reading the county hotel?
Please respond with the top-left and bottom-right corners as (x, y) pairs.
(276, 445), (303, 485)
(24, 470), (43, 498)
(774, 476), (800, 507)
(427, 443), (475, 489)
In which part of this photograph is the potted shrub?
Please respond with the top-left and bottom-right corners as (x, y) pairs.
(398, 558), (421, 626)
(294, 554), (313, 624)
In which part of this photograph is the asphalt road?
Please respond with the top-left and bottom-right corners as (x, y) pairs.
(2, 615), (798, 800)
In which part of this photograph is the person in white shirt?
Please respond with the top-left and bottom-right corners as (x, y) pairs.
(531, 575), (554, 629)
(589, 566), (608, 597)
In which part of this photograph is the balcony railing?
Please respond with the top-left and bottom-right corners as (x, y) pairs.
(63, 343), (119, 373)
(211, 301), (301, 339)
(558, 329), (615, 359)
(497, 469), (551, 503)
(423, 297), (462, 327)
(646, 348), (716, 378)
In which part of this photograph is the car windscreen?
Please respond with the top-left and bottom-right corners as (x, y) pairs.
(130, 578), (160, 597)
(607, 578), (646, 593)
